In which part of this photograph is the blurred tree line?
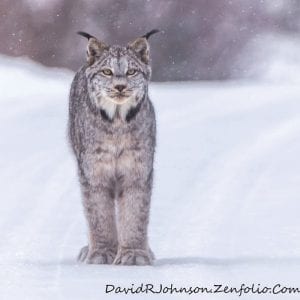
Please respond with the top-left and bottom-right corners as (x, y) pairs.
(0, 0), (299, 81)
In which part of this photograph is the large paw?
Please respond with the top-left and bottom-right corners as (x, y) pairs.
(77, 245), (116, 264)
(86, 248), (116, 264)
(113, 248), (154, 266)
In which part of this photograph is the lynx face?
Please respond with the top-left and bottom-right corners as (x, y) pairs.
(84, 38), (152, 120)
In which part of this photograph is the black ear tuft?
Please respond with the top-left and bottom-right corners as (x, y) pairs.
(77, 31), (108, 65)
(77, 31), (96, 40)
(142, 29), (160, 40)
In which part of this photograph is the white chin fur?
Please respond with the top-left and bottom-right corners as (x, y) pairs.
(97, 95), (136, 121)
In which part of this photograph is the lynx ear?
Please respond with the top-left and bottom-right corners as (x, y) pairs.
(77, 31), (108, 64)
(128, 29), (160, 64)
(128, 37), (150, 64)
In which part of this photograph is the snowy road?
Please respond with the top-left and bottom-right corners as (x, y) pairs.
(1, 57), (300, 299)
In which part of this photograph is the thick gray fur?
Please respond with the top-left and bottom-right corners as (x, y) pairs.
(68, 32), (157, 265)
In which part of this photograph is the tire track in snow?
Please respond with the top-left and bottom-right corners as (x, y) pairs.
(0, 150), (63, 239)
(183, 116), (300, 255)
(156, 89), (300, 256)
(0, 151), (80, 297)
(1, 154), (75, 263)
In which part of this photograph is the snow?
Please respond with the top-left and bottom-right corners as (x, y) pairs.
(234, 34), (300, 83)
(0, 55), (300, 299)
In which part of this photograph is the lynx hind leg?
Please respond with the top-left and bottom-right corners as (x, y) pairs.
(149, 247), (155, 260)
(77, 245), (89, 262)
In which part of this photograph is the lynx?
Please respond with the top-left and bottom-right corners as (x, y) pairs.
(68, 30), (159, 265)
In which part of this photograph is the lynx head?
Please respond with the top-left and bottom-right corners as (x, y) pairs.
(78, 30), (159, 121)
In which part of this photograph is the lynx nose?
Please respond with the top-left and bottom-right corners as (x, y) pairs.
(115, 85), (126, 92)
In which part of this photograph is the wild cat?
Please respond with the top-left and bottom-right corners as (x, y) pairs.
(68, 30), (159, 265)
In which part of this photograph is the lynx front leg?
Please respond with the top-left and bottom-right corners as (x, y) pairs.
(78, 186), (118, 264)
(114, 185), (154, 265)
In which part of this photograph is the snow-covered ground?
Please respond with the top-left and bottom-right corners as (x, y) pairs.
(1, 56), (300, 299)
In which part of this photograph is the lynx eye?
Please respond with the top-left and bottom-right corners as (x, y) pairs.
(101, 69), (113, 76)
(126, 69), (137, 76)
